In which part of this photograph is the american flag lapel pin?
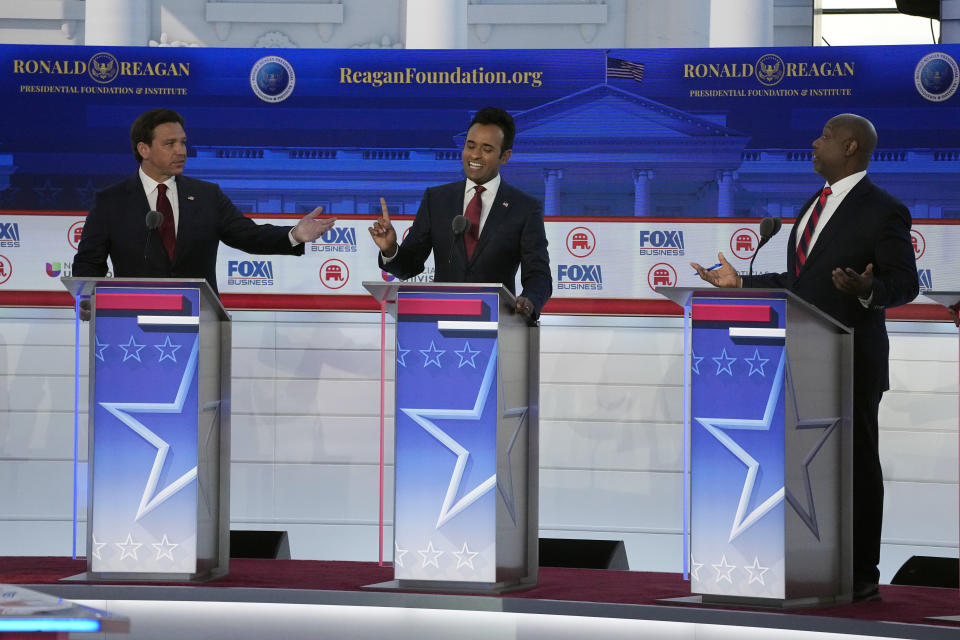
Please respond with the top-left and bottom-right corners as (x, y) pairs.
(502, 201), (509, 208)
(187, 195), (195, 201)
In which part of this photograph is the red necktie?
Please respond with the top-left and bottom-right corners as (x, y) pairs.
(463, 185), (485, 261)
(156, 183), (176, 262)
(795, 186), (831, 275)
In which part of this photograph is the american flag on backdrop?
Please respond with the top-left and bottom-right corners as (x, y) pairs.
(607, 56), (645, 83)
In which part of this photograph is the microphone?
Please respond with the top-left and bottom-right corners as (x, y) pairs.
(759, 216), (782, 243)
(747, 216), (782, 286)
(451, 215), (471, 236)
(145, 210), (163, 231)
(144, 210), (162, 263)
(450, 215), (471, 265)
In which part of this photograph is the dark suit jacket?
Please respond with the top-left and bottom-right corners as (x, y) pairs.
(72, 174), (303, 294)
(378, 179), (552, 315)
(747, 176), (918, 393)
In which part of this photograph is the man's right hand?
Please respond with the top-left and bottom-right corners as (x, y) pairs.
(368, 196), (398, 258)
(690, 252), (741, 288)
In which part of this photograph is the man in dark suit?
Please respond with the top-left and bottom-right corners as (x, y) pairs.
(691, 113), (919, 601)
(367, 107), (551, 320)
(73, 108), (335, 295)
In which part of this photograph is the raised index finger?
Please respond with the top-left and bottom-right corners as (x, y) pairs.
(379, 197), (390, 224)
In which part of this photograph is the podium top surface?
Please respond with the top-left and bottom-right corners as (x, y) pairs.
(657, 286), (852, 334)
(922, 290), (960, 308)
(61, 276), (229, 321)
(362, 281), (516, 305)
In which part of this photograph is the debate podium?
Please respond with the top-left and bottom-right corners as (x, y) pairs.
(660, 287), (853, 606)
(916, 291), (960, 623)
(62, 277), (231, 581)
(363, 281), (539, 593)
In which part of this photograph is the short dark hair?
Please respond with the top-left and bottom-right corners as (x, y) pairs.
(469, 107), (515, 155)
(130, 108), (185, 163)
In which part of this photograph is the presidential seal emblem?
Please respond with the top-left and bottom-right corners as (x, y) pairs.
(914, 52), (959, 102)
(755, 53), (785, 86)
(88, 52), (119, 84)
(250, 55), (295, 103)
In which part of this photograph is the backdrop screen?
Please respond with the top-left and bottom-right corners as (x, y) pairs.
(0, 44), (957, 312)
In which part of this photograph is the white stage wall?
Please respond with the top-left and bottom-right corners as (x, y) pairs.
(0, 307), (956, 584)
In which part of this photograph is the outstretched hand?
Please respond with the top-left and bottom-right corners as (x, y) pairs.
(690, 252), (741, 288)
(832, 263), (874, 298)
(291, 206), (337, 244)
(368, 197), (398, 257)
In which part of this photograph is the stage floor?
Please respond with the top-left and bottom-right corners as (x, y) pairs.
(4, 557), (960, 639)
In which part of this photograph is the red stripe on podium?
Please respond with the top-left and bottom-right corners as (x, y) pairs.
(692, 304), (771, 323)
(397, 298), (482, 316)
(95, 293), (184, 311)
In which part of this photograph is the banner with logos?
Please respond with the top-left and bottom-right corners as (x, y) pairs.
(0, 43), (958, 314)
(0, 212), (951, 313)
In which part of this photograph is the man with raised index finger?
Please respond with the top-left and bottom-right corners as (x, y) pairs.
(367, 107), (551, 321)
(691, 113), (919, 601)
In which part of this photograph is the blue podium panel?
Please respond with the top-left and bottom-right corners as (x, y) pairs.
(89, 286), (201, 574)
(394, 289), (501, 583)
(690, 295), (788, 599)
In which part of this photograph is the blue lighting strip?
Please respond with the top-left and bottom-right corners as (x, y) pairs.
(681, 296), (692, 580)
(0, 618), (100, 632)
(71, 293), (85, 560)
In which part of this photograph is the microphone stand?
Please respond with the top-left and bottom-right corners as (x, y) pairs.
(747, 237), (771, 287)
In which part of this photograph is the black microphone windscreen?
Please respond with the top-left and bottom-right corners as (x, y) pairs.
(145, 210), (163, 231)
(759, 216), (782, 241)
(452, 215), (471, 235)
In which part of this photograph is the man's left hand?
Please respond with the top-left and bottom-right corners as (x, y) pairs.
(832, 263), (874, 298)
(291, 206), (337, 244)
(514, 296), (535, 319)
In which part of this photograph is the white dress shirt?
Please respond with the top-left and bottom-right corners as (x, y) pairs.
(139, 167), (179, 232)
(463, 173), (501, 237)
(794, 170), (872, 305)
(382, 173), (502, 261)
(138, 167), (299, 246)
(794, 170), (866, 255)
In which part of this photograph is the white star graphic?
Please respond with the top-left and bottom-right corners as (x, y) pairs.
(691, 351), (704, 375)
(151, 534), (179, 561)
(94, 336), (109, 362)
(452, 541), (480, 569)
(417, 540), (444, 568)
(100, 337), (200, 520)
(690, 554), (704, 581)
(119, 336), (146, 362)
(116, 533), (142, 560)
(454, 341), (482, 368)
(396, 344), (410, 368)
(394, 541), (408, 568)
(420, 340), (445, 368)
(712, 348), (736, 375)
(497, 402), (527, 527)
(90, 534), (107, 560)
(154, 336), (182, 363)
(400, 348), (497, 528)
(743, 556), (769, 585)
(694, 352), (786, 542)
(783, 360), (841, 541)
(712, 554), (736, 583)
(744, 348), (770, 376)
